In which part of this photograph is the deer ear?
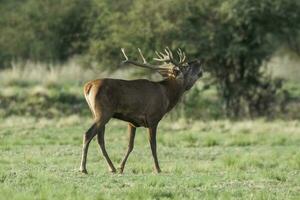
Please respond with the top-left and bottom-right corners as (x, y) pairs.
(189, 59), (201, 65)
(196, 59), (201, 65)
(191, 59), (201, 65)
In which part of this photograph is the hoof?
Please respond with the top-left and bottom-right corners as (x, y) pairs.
(118, 167), (124, 174)
(79, 168), (88, 174)
(109, 168), (117, 174)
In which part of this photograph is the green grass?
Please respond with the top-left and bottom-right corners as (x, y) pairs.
(0, 117), (299, 200)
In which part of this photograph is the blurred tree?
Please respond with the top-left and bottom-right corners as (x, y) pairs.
(182, 0), (300, 117)
(0, 0), (299, 118)
(0, 0), (91, 66)
(86, 0), (187, 69)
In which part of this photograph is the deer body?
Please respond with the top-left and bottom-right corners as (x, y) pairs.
(79, 48), (203, 174)
(85, 78), (184, 128)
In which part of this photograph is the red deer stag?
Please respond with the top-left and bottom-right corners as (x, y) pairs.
(79, 47), (203, 174)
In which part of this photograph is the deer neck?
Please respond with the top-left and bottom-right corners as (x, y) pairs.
(160, 78), (185, 111)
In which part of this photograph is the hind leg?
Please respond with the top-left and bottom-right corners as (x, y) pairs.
(97, 125), (117, 173)
(80, 123), (97, 174)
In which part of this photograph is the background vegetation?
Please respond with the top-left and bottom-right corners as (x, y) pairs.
(1, 0), (300, 118)
(0, 0), (300, 199)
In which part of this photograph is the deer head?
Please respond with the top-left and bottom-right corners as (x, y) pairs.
(121, 47), (203, 90)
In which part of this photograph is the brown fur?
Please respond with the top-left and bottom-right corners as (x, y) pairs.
(85, 78), (183, 127)
(79, 60), (203, 174)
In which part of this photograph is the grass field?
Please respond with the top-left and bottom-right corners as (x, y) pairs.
(0, 117), (299, 200)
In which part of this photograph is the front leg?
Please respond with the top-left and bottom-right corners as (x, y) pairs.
(148, 125), (161, 173)
(119, 124), (136, 173)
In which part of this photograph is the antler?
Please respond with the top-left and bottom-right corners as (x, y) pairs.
(177, 48), (186, 64)
(153, 47), (175, 65)
(121, 47), (187, 78)
(121, 48), (175, 70)
(153, 47), (186, 66)
(121, 48), (157, 70)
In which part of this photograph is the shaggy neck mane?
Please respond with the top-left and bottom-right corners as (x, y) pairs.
(159, 77), (185, 111)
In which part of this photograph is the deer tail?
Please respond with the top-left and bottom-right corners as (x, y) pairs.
(83, 82), (96, 119)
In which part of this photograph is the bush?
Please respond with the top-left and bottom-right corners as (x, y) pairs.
(182, 0), (300, 117)
(0, 0), (91, 67)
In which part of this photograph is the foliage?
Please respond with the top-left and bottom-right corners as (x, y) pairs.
(0, 0), (300, 118)
(86, 0), (188, 68)
(182, 0), (300, 117)
(0, 0), (91, 66)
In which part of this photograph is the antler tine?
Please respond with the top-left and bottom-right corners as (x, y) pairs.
(138, 48), (147, 64)
(182, 52), (186, 63)
(177, 48), (182, 56)
(177, 48), (186, 64)
(176, 48), (180, 63)
(165, 47), (174, 59)
(121, 48), (128, 61)
(121, 48), (157, 70)
(159, 52), (166, 58)
(155, 51), (163, 59)
(153, 49), (170, 62)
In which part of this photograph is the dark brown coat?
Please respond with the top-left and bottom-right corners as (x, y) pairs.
(79, 53), (203, 174)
